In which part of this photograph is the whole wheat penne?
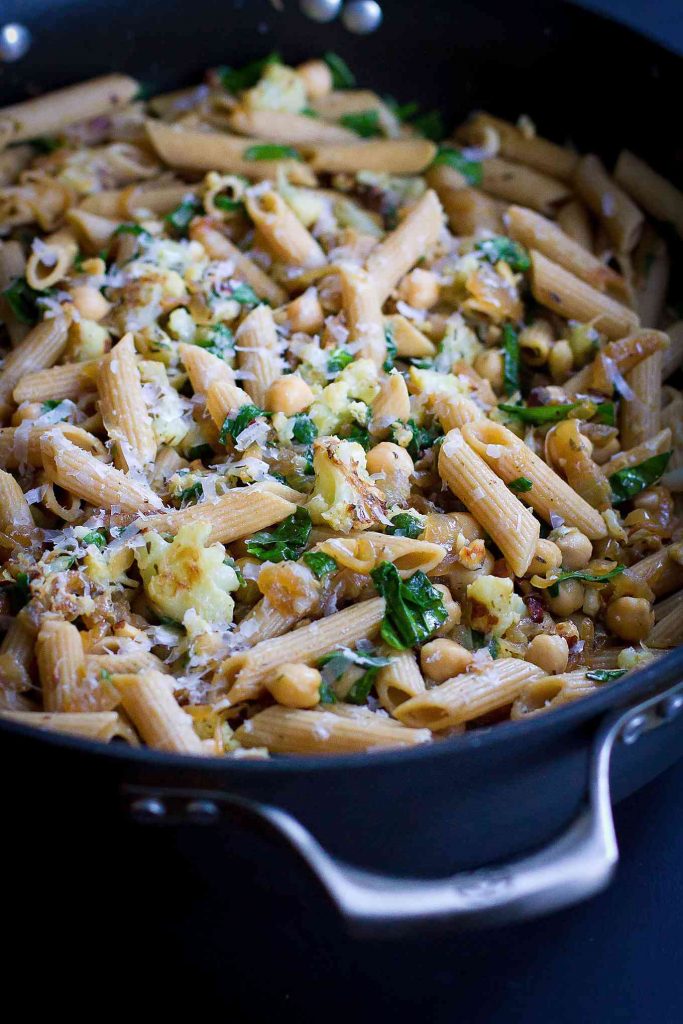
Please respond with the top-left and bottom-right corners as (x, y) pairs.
(463, 419), (607, 538)
(228, 107), (356, 144)
(371, 371), (411, 430)
(206, 379), (252, 429)
(481, 157), (570, 214)
(0, 238), (26, 291)
(98, 333), (157, 470)
(433, 394), (485, 432)
(36, 619), (85, 712)
(79, 182), (198, 218)
(338, 263), (386, 366)
(574, 154), (644, 253)
(375, 650), (426, 715)
(145, 120), (315, 184)
(366, 189), (443, 304)
(662, 322), (683, 381)
(179, 342), (234, 396)
(189, 219), (287, 306)
(563, 329), (668, 396)
(0, 611), (35, 695)
(385, 314), (436, 358)
(556, 199), (594, 251)
(65, 208), (120, 252)
(432, 184), (504, 236)
(40, 431), (163, 512)
(0, 74), (139, 148)
(235, 703), (431, 753)
(138, 484), (296, 544)
(219, 597), (386, 704)
(614, 149), (683, 240)
(604, 428), (672, 475)
(308, 138), (436, 175)
(530, 251), (639, 340)
(235, 304), (282, 407)
(620, 351), (662, 449)
(310, 90), (387, 119)
(25, 229), (78, 290)
(438, 429), (540, 575)
(114, 671), (204, 753)
(0, 469), (38, 545)
(506, 205), (627, 299)
(85, 652), (167, 677)
(647, 601), (683, 649)
(633, 226), (669, 327)
(14, 359), (98, 404)
(0, 710), (139, 743)
(395, 658), (543, 729)
(459, 113), (579, 181)
(0, 423), (105, 471)
(653, 588), (683, 623)
(511, 671), (598, 719)
(244, 188), (325, 269)
(231, 599), (301, 650)
(0, 144), (34, 186)
(0, 314), (69, 420)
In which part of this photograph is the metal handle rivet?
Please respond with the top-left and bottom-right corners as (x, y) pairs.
(130, 797), (166, 821)
(299, 0), (342, 23)
(186, 799), (220, 823)
(658, 693), (683, 721)
(0, 23), (31, 62)
(341, 0), (383, 33)
(621, 713), (647, 745)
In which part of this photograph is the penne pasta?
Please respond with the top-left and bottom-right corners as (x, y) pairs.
(375, 650), (426, 715)
(0, 315), (69, 420)
(481, 157), (570, 214)
(245, 188), (325, 269)
(98, 333), (157, 470)
(308, 138), (436, 174)
(574, 154), (644, 252)
(115, 671), (204, 753)
(614, 149), (683, 240)
(556, 199), (594, 251)
(459, 113), (579, 180)
(338, 263), (386, 366)
(366, 189), (443, 303)
(228, 107), (356, 145)
(235, 304), (282, 407)
(189, 218), (287, 306)
(14, 359), (98, 404)
(0, 710), (139, 743)
(563, 328), (668, 397)
(36, 619), (86, 712)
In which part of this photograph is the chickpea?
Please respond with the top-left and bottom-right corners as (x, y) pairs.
(296, 59), (333, 99)
(371, 372), (411, 431)
(366, 441), (413, 479)
(527, 539), (562, 577)
(277, 288), (324, 334)
(421, 638), (472, 682)
(267, 663), (321, 708)
(547, 579), (585, 616)
(69, 285), (111, 322)
(554, 528), (593, 570)
(548, 340), (573, 382)
(605, 597), (654, 643)
(474, 349), (504, 394)
(265, 374), (314, 415)
(397, 268), (440, 310)
(12, 402), (44, 425)
(432, 583), (462, 636)
(525, 634), (569, 675)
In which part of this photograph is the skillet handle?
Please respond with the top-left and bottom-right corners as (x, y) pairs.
(124, 678), (683, 935)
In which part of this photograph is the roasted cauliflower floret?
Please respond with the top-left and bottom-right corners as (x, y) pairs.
(309, 357), (380, 436)
(307, 438), (387, 533)
(243, 62), (307, 113)
(466, 574), (526, 637)
(135, 522), (239, 626)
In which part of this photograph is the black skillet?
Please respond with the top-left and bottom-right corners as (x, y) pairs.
(0, 0), (681, 935)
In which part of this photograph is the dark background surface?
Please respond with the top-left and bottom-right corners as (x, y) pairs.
(2, 2), (681, 1020)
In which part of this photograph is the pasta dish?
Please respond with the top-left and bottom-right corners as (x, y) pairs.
(0, 53), (680, 756)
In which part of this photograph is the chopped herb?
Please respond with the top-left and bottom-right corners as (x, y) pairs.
(392, 418), (443, 461)
(412, 109), (445, 141)
(41, 399), (61, 412)
(586, 669), (627, 683)
(219, 404), (270, 445)
(301, 107), (320, 119)
(244, 144), (301, 161)
(318, 644), (391, 705)
(164, 196), (203, 237)
(383, 324), (397, 371)
(230, 282), (263, 305)
(302, 552), (338, 579)
(476, 236), (530, 272)
(324, 52), (355, 89)
(508, 476), (533, 493)
(346, 422), (372, 450)
(291, 414), (318, 445)
(113, 223), (149, 238)
(384, 96), (420, 122)
(319, 679), (338, 704)
(547, 563), (625, 598)
(81, 530), (107, 550)
(593, 401), (616, 426)
(327, 348), (354, 373)
(178, 481), (203, 506)
(431, 146), (482, 186)
(500, 324), (520, 397)
(218, 52), (281, 94)
(371, 561), (448, 650)
(386, 513), (423, 538)
(194, 322), (234, 359)
(29, 136), (62, 153)
(340, 109), (382, 138)
(499, 402), (581, 424)
(470, 629), (487, 650)
(246, 506), (312, 563)
(214, 194), (244, 213)
(99, 669), (113, 683)
(47, 554), (77, 574)
(488, 636), (501, 659)
(2, 276), (54, 326)
(6, 572), (30, 612)
(223, 555), (245, 587)
(188, 443), (215, 462)
(609, 452), (673, 505)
